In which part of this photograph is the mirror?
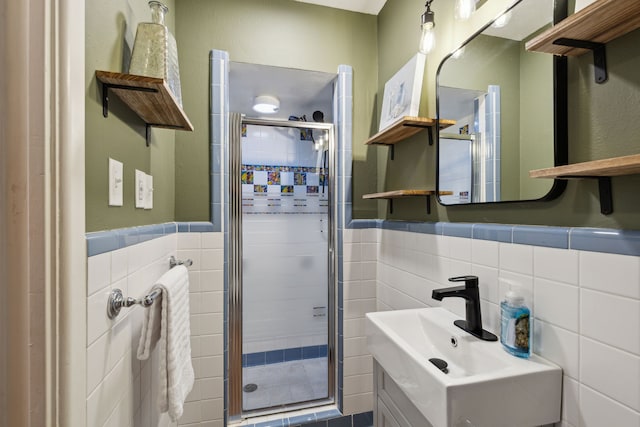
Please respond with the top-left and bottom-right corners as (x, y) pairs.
(436, 0), (567, 205)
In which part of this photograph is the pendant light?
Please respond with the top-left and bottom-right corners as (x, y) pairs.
(419, 0), (436, 55)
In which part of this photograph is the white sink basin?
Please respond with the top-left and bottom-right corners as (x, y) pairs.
(366, 307), (562, 427)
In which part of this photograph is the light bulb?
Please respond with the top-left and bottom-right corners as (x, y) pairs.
(455, 0), (476, 21)
(419, 25), (436, 54)
(492, 10), (512, 28)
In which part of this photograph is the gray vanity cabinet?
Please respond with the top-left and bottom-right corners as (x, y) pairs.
(373, 361), (433, 427)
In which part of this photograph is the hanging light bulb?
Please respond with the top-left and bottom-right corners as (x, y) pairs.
(455, 0), (476, 21)
(419, 1), (436, 54)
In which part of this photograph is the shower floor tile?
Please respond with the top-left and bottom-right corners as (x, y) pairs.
(243, 358), (328, 411)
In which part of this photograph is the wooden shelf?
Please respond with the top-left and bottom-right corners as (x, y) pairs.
(530, 154), (640, 215)
(526, 0), (640, 57)
(363, 189), (453, 215)
(365, 116), (456, 147)
(529, 154), (640, 179)
(96, 71), (194, 145)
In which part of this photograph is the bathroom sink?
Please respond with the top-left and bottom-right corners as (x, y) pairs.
(366, 307), (561, 427)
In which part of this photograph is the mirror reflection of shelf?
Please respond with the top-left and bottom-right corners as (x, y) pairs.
(530, 154), (640, 215)
(365, 116), (456, 149)
(526, 0), (640, 83)
(362, 189), (454, 215)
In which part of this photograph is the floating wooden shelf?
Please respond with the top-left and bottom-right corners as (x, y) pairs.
(363, 189), (453, 215)
(365, 116), (456, 148)
(96, 71), (194, 145)
(526, 0), (640, 84)
(526, 0), (640, 56)
(529, 154), (640, 179)
(530, 154), (640, 215)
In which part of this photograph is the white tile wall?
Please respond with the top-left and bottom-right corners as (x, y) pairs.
(86, 232), (224, 427)
(372, 229), (640, 427)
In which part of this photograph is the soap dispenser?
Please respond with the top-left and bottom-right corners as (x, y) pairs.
(500, 290), (531, 358)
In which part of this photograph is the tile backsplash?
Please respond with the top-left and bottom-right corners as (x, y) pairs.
(86, 227), (224, 427)
(369, 223), (640, 427)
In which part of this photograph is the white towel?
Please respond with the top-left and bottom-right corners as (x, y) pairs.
(137, 265), (194, 421)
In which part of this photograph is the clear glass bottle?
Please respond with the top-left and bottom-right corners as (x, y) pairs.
(129, 1), (183, 106)
(500, 291), (531, 358)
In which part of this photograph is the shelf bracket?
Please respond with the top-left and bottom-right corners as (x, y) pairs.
(553, 38), (607, 84)
(426, 195), (432, 215)
(390, 145), (394, 160)
(388, 199), (394, 214)
(100, 83), (159, 118)
(597, 176), (613, 215)
(145, 125), (151, 147)
(428, 128), (434, 146)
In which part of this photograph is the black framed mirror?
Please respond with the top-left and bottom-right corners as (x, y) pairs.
(436, 0), (568, 205)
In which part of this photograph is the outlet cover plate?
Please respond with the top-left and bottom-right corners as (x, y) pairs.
(109, 158), (123, 206)
(135, 169), (146, 209)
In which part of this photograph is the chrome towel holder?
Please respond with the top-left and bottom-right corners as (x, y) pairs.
(107, 256), (193, 319)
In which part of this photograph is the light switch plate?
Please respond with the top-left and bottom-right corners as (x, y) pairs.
(108, 158), (123, 206)
(135, 169), (146, 209)
(144, 174), (153, 210)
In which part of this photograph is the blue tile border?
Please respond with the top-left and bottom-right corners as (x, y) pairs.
(243, 345), (328, 368)
(86, 221), (215, 257)
(346, 219), (640, 257)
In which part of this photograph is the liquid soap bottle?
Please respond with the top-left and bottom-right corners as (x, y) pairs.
(500, 290), (531, 358)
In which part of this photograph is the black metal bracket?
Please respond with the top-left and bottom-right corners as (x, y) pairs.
(564, 175), (613, 214)
(428, 127), (434, 146)
(597, 176), (613, 215)
(390, 144), (394, 160)
(386, 195), (434, 215)
(553, 38), (608, 84)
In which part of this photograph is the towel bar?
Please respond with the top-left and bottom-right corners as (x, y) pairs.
(106, 256), (192, 319)
(107, 288), (163, 319)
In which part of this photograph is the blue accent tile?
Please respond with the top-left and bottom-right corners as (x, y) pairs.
(86, 231), (119, 256)
(407, 221), (438, 235)
(381, 220), (409, 231)
(319, 344), (328, 357)
(570, 227), (640, 256)
(284, 347), (302, 361)
(266, 350), (284, 364)
(177, 222), (189, 232)
(212, 202), (222, 232)
(328, 416), (352, 427)
(288, 413), (317, 425)
(299, 422), (327, 427)
(352, 412), (373, 427)
(472, 223), (513, 242)
(246, 352), (265, 367)
(255, 420), (285, 427)
(115, 227), (140, 248)
(302, 345), (319, 359)
(315, 409), (342, 421)
(163, 222), (177, 234)
(513, 225), (569, 249)
(189, 222), (215, 232)
(348, 220), (376, 229)
(442, 222), (473, 238)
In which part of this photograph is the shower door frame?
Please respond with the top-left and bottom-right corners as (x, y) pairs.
(229, 117), (337, 421)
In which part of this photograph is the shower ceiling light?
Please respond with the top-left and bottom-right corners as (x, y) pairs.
(492, 10), (512, 28)
(419, 0), (436, 54)
(252, 95), (280, 114)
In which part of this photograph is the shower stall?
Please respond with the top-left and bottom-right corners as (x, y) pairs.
(228, 116), (336, 418)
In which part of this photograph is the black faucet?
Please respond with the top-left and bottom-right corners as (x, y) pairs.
(432, 275), (497, 341)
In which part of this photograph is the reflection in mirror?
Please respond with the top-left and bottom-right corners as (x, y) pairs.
(437, 0), (567, 205)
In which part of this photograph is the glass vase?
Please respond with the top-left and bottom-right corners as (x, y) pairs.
(129, 1), (183, 107)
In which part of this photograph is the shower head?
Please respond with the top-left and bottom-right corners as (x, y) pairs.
(312, 111), (324, 122)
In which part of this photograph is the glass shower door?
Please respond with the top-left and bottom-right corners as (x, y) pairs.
(239, 120), (333, 412)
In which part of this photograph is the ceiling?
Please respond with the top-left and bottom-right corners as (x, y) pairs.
(293, 0), (388, 15)
(229, 62), (336, 121)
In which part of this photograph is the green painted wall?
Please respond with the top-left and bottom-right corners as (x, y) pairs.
(174, 0), (380, 221)
(376, 0), (640, 229)
(86, 0), (177, 232)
